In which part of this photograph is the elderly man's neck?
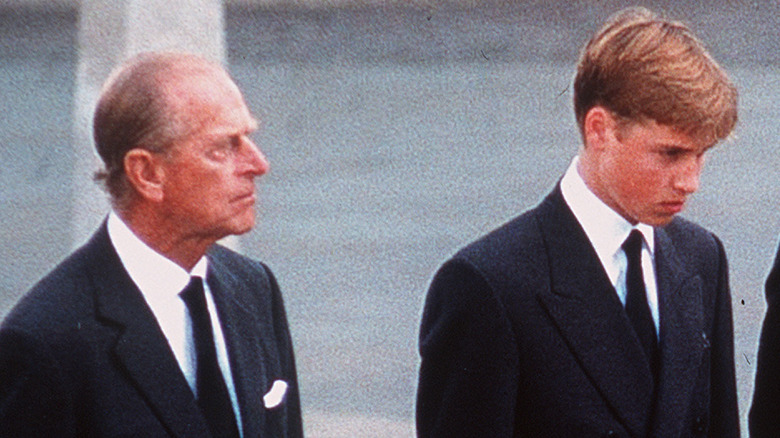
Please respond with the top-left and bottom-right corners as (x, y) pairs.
(116, 206), (216, 272)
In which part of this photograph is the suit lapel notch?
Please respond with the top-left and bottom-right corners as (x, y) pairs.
(208, 259), (276, 437)
(111, 320), (211, 438)
(650, 230), (706, 436)
(537, 291), (654, 437)
(535, 189), (655, 436)
(88, 224), (211, 438)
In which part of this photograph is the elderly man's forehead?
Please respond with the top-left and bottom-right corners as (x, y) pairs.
(167, 80), (257, 138)
(157, 61), (233, 89)
(157, 69), (244, 111)
(127, 52), (220, 74)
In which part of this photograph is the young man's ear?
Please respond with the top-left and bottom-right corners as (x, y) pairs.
(583, 106), (620, 150)
(123, 148), (165, 202)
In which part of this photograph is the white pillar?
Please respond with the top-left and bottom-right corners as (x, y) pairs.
(71, 0), (228, 247)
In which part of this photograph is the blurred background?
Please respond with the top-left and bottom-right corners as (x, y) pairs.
(0, 0), (778, 436)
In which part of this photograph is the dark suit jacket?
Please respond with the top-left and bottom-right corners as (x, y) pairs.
(417, 187), (739, 438)
(749, 242), (780, 437)
(0, 223), (302, 438)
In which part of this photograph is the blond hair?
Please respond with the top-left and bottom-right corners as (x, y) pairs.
(573, 7), (737, 144)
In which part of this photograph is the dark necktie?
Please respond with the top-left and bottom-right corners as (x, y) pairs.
(179, 277), (240, 438)
(622, 230), (659, 379)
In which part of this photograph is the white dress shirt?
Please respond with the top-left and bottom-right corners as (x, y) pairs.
(107, 212), (243, 435)
(560, 158), (660, 334)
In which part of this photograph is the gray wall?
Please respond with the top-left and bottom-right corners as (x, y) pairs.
(1, 1), (778, 435)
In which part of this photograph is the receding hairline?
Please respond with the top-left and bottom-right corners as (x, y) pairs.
(103, 51), (225, 87)
(97, 52), (233, 119)
(100, 51), (246, 139)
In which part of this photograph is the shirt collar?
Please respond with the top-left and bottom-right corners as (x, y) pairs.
(107, 211), (208, 301)
(560, 156), (655, 260)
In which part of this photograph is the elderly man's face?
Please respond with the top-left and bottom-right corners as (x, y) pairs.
(159, 69), (268, 243)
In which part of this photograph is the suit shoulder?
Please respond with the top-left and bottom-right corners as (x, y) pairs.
(207, 245), (278, 292)
(455, 207), (544, 269)
(663, 215), (715, 238)
(2, 243), (97, 335)
(434, 207), (548, 298)
(659, 217), (728, 289)
(209, 245), (268, 273)
(662, 216), (723, 255)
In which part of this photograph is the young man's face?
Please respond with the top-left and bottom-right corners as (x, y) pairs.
(593, 114), (711, 226)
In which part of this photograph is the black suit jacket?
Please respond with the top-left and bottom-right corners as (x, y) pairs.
(0, 223), (303, 438)
(417, 187), (739, 438)
(749, 242), (780, 436)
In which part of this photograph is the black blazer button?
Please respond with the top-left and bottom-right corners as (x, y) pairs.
(701, 332), (710, 349)
(604, 431), (615, 437)
(694, 416), (707, 434)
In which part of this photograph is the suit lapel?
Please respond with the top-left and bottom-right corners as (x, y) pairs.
(650, 228), (705, 437)
(534, 188), (654, 437)
(87, 224), (211, 438)
(208, 256), (277, 438)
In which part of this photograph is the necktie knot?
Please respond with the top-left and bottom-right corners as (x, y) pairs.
(180, 276), (206, 311)
(622, 229), (644, 260)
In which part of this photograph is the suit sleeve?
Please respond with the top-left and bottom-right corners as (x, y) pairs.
(708, 236), (740, 437)
(416, 259), (519, 438)
(749, 243), (780, 437)
(0, 327), (78, 437)
(263, 263), (304, 438)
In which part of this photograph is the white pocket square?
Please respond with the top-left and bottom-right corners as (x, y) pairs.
(263, 380), (288, 409)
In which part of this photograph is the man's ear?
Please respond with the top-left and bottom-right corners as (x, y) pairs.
(583, 106), (619, 151)
(123, 148), (165, 202)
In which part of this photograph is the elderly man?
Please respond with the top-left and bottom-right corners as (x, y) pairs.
(0, 52), (302, 438)
(416, 8), (739, 438)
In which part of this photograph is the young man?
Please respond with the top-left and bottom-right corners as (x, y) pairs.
(0, 52), (302, 438)
(417, 8), (739, 437)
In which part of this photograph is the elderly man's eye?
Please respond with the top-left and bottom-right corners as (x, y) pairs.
(207, 146), (229, 161)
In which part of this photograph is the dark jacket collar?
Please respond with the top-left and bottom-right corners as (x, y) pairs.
(535, 187), (704, 437)
(87, 222), (213, 438)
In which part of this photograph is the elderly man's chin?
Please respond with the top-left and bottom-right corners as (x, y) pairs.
(212, 209), (257, 241)
(232, 213), (257, 236)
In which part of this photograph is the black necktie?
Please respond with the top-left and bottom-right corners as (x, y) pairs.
(622, 230), (659, 379)
(179, 277), (240, 438)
